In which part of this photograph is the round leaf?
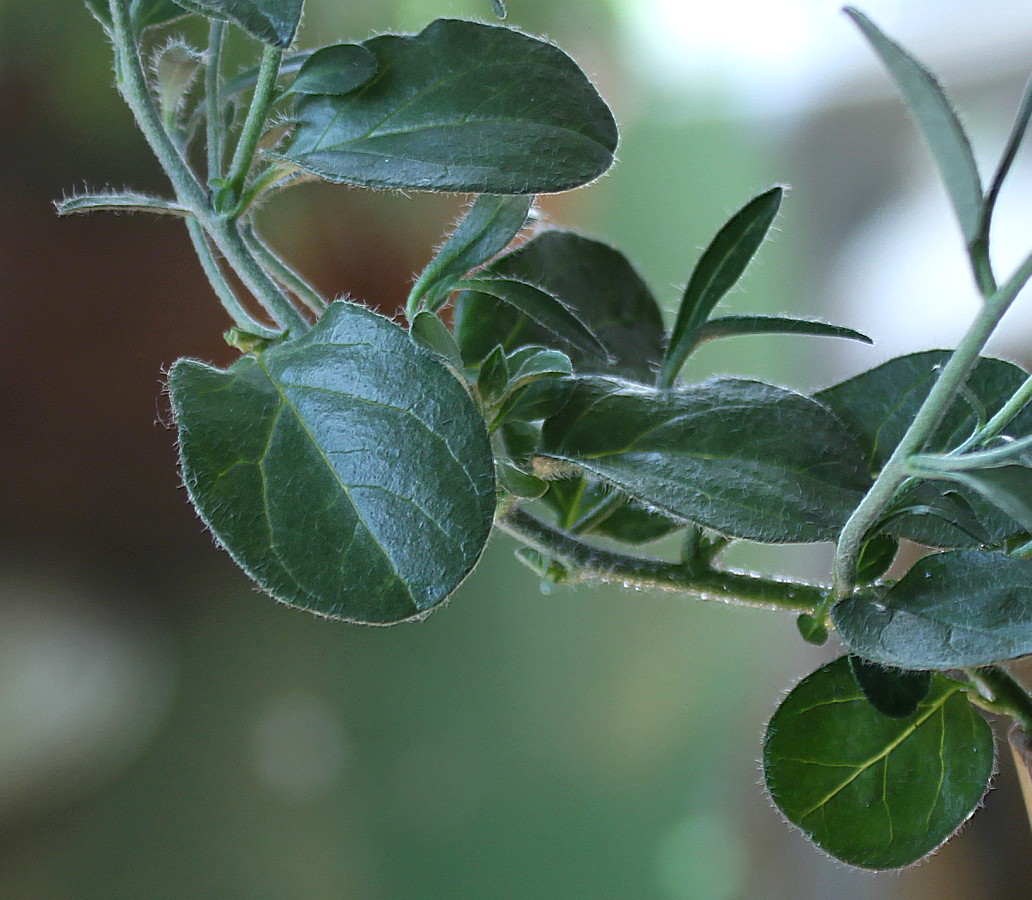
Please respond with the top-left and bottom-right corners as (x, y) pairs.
(764, 656), (994, 869)
(169, 302), (496, 624)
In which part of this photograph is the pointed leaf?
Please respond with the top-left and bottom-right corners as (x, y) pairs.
(849, 656), (932, 719)
(540, 376), (871, 543)
(505, 347), (573, 393)
(476, 345), (510, 405)
(169, 302), (496, 624)
(497, 460), (546, 499)
(289, 43), (378, 96)
(694, 315), (871, 348)
(764, 656), (993, 869)
(833, 549), (1032, 669)
(411, 194), (533, 312)
(817, 351), (1032, 546)
(173, 0), (303, 47)
(544, 479), (681, 545)
(153, 40), (203, 127)
(281, 19), (618, 193)
(408, 310), (464, 369)
(458, 276), (607, 358)
(454, 231), (664, 382)
(845, 8), (982, 243)
(659, 187), (783, 387)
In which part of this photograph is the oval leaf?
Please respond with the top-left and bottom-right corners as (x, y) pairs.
(764, 656), (994, 869)
(540, 376), (871, 543)
(454, 231), (665, 383)
(169, 302), (496, 624)
(290, 43), (378, 96)
(173, 0), (303, 47)
(845, 9), (982, 243)
(659, 186), (783, 388)
(834, 549), (1032, 669)
(281, 19), (618, 193)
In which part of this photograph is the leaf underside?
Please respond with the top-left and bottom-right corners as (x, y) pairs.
(173, 0), (304, 47)
(170, 302), (496, 624)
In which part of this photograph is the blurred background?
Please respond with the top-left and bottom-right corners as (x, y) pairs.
(2, 0), (1032, 897)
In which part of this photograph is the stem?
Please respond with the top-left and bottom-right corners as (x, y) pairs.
(968, 666), (1032, 735)
(205, 20), (226, 185)
(185, 219), (279, 337)
(831, 247), (1032, 604)
(224, 44), (283, 206)
(498, 506), (826, 612)
(240, 221), (328, 315)
(975, 371), (1032, 445)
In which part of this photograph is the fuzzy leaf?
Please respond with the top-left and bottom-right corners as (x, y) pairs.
(540, 376), (871, 543)
(169, 302), (496, 624)
(833, 549), (1032, 669)
(694, 315), (871, 348)
(173, 0), (303, 47)
(289, 44), (378, 96)
(282, 19), (618, 193)
(764, 656), (993, 869)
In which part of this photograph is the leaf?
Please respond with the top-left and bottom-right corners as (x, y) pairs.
(410, 194), (534, 313)
(693, 315), (871, 348)
(454, 231), (664, 382)
(855, 534), (899, 585)
(86, 0), (189, 30)
(169, 302), (496, 624)
(280, 19), (618, 193)
(764, 656), (993, 869)
(845, 8), (982, 243)
(979, 74), (1032, 242)
(659, 187), (783, 388)
(497, 460), (546, 499)
(833, 549), (1032, 669)
(458, 277), (606, 359)
(849, 656), (932, 719)
(55, 191), (191, 217)
(153, 39), (203, 127)
(505, 347), (573, 394)
(173, 0), (303, 47)
(408, 310), (464, 369)
(544, 479), (681, 544)
(289, 44), (378, 96)
(816, 350), (1032, 546)
(540, 376), (871, 543)
(476, 345), (510, 406)
(929, 466), (1032, 534)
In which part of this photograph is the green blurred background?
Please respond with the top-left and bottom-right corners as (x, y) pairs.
(3, 1), (1032, 897)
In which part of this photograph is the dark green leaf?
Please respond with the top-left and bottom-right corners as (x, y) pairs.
(796, 613), (829, 646)
(764, 656), (993, 869)
(477, 345), (510, 405)
(497, 460), (546, 499)
(540, 376), (871, 543)
(173, 0), (303, 47)
(408, 310), (463, 369)
(289, 44), (378, 96)
(86, 0), (189, 30)
(845, 8), (982, 243)
(454, 231), (664, 382)
(281, 19), (618, 193)
(933, 466), (1032, 533)
(849, 656), (932, 719)
(169, 302), (496, 624)
(817, 350), (1032, 545)
(855, 534), (899, 584)
(833, 549), (1032, 668)
(459, 277), (606, 359)
(410, 195), (533, 313)
(543, 479), (682, 544)
(505, 347), (573, 393)
(659, 187), (783, 388)
(693, 315), (871, 348)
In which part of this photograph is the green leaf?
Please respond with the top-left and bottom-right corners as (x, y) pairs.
(855, 534), (899, 585)
(169, 302), (496, 624)
(497, 460), (546, 499)
(540, 376), (871, 543)
(408, 310), (464, 369)
(458, 277), (606, 359)
(289, 44), (378, 96)
(930, 466), (1032, 534)
(764, 656), (993, 869)
(86, 0), (189, 30)
(153, 39), (203, 128)
(454, 231), (664, 383)
(693, 315), (871, 348)
(816, 350), (1032, 546)
(281, 19), (617, 193)
(659, 187), (783, 388)
(849, 656), (932, 719)
(833, 549), (1032, 669)
(476, 345), (510, 406)
(410, 195), (533, 314)
(504, 347), (573, 394)
(845, 8), (982, 243)
(545, 479), (681, 544)
(173, 0), (303, 47)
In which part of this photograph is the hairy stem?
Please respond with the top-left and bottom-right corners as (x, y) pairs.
(240, 220), (327, 315)
(224, 44), (283, 206)
(498, 506), (826, 612)
(976, 371), (1032, 445)
(205, 20), (226, 185)
(968, 666), (1032, 735)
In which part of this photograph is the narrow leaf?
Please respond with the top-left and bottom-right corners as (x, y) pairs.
(289, 44), (378, 96)
(540, 376), (871, 543)
(458, 276), (607, 358)
(764, 656), (993, 869)
(173, 0), (303, 47)
(693, 315), (871, 348)
(833, 549), (1032, 669)
(849, 656), (932, 719)
(660, 187), (783, 388)
(454, 231), (664, 382)
(845, 8), (982, 243)
(410, 194), (533, 313)
(55, 191), (191, 217)
(169, 302), (496, 624)
(281, 19), (618, 193)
